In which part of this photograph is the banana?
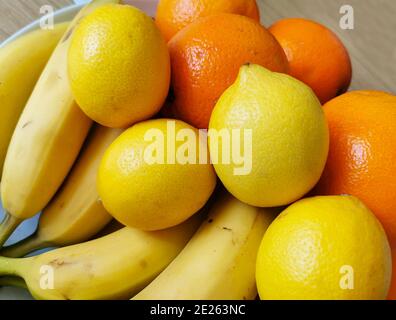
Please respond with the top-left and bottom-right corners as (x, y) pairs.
(133, 193), (276, 300)
(0, 23), (68, 177)
(0, 0), (120, 246)
(0, 213), (204, 300)
(1, 126), (122, 258)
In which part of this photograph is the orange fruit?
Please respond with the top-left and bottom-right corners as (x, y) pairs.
(156, 0), (260, 42)
(269, 18), (352, 104)
(167, 13), (288, 129)
(314, 91), (396, 247)
(388, 247), (396, 300)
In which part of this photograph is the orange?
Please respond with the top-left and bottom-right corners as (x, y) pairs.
(269, 18), (352, 104)
(314, 91), (396, 247)
(156, 0), (260, 42)
(167, 13), (288, 129)
(388, 247), (396, 300)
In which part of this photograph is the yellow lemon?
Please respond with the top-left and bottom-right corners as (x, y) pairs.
(68, 4), (170, 128)
(256, 195), (392, 300)
(97, 119), (217, 230)
(209, 64), (329, 207)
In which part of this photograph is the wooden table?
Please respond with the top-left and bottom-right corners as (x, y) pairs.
(0, 0), (395, 93)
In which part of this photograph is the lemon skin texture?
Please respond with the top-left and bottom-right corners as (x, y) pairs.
(256, 195), (392, 300)
(68, 4), (171, 128)
(209, 64), (329, 207)
(97, 119), (217, 230)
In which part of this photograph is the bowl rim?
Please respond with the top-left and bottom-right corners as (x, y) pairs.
(0, 3), (83, 48)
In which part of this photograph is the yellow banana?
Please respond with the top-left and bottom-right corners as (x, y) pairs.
(0, 0), (120, 246)
(133, 193), (276, 300)
(1, 126), (122, 257)
(0, 23), (68, 177)
(0, 213), (203, 300)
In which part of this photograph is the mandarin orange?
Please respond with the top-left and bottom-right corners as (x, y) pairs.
(156, 0), (260, 42)
(269, 18), (352, 104)
(167, 13), (288, 129)
(315, 91), (396, 247)
(388, 247), (396, 300)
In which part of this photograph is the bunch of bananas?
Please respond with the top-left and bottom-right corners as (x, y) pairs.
(0, 0), (275, 300)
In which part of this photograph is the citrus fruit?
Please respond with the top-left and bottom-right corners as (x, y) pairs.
(167, 13), (288, 129)
(388, 248), (396, 300)
(269, 18), (352, 104)
(156, 0), (260, 41)
(256, 195), (392, 300)
(97, 119), (216, 231)
(314, 91), (396, 247)
(68, 4), (170, 128)
(388, 247), (396, 300)
(209, 64), (328, 207)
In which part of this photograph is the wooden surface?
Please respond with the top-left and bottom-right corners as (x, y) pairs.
(0, 0), (395, 93)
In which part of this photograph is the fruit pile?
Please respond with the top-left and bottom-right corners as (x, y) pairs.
(0, 0), (394, 300)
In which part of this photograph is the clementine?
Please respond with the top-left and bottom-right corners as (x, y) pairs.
(156, 0), (260, 42)
(388, 247), (396, 300)
(315, 91), (396, 247)
(167, 13), (288, 129)
(269, 18), (352, 104)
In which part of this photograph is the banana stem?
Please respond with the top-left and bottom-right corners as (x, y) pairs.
(1, 233), (50, 258)
(0, 276), (27, 289)
(0, 212), (22, 247)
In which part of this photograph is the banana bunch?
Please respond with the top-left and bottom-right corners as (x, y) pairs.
(1, 126), (122, 257)
(0, 193), (274, 300)
(0, 214), (203, 300)
(0, 0), (126, 246)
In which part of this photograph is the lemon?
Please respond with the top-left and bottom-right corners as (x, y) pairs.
(97, 119), (217, 230)
(68, 4), (170, 128)
(209, 64), (329, 207)
(256, 195), (392, 300)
